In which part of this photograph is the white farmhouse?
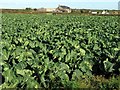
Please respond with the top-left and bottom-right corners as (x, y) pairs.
(54, 5), (71, 13)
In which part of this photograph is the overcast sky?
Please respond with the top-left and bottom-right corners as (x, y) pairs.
(0, 0), (119, 10)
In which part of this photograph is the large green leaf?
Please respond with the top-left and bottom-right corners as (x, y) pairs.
(103, 58), (114, 72)
(79, 48), (86, 56)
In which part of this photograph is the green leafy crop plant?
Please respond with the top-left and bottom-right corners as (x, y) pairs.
(1, 14), (120, 89)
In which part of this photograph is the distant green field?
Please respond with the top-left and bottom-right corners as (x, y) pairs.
(1, 14), (120, 89)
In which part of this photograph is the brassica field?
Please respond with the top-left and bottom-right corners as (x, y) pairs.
(1, 14), (120, 89)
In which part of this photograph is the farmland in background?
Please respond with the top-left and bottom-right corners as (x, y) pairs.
(1, 8), (120, 16)
(1, 13), (120, 89)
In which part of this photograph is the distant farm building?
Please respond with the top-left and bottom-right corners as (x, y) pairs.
(37, 5), (71, 14)
(89, 10), (111, 15)
(38, 8), (46, 12)
(89, 11), (98, 15)
(54, 5), (71, 13)
(92, 12), (97, 14)
(101, 10), (109, 14)
(37, 8), (55, 12)
(46, 8), (56, 12)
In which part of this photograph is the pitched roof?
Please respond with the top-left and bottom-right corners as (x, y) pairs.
(58, 5), (70, 9)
